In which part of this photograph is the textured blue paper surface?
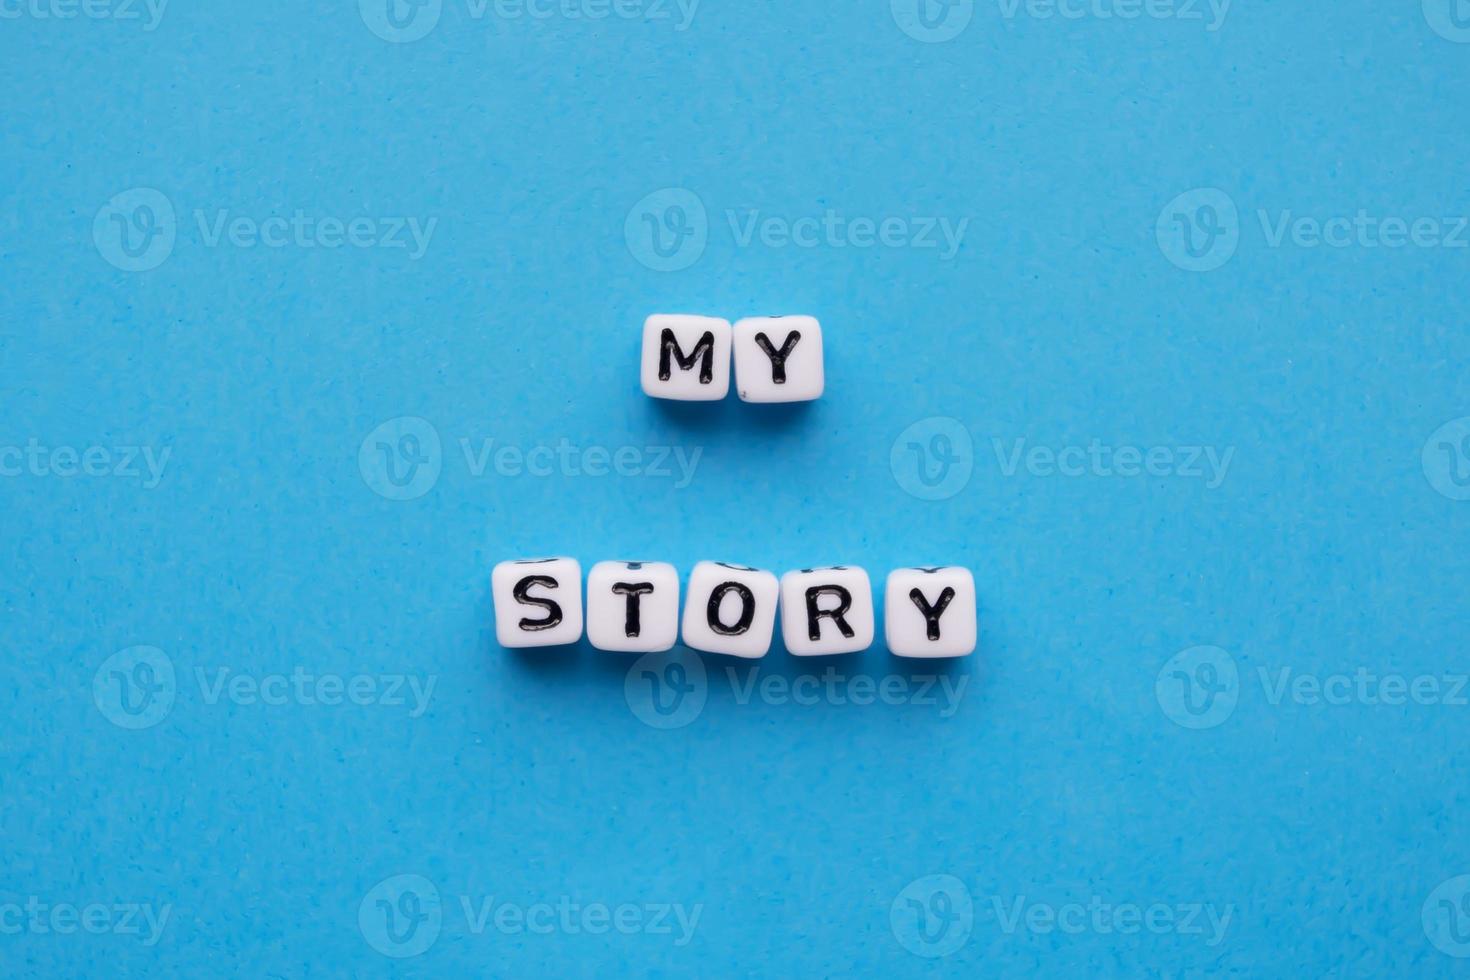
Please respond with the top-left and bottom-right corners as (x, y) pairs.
(3, 0), (1470, 974)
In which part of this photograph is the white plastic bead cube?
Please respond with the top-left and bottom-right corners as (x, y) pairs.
(779, 565), (873, 656)
(586, 560), (680, 653)
(884, 566), (976, 658)
(733, 315), (824, 403)
(641, 314), (732, 401)
(681, 560), (779, 659)
(492, 557), (583, 648)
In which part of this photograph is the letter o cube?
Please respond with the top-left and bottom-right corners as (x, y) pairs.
(641, 314), (731, 401)
(681, 560), (779, 658)
(884, 566), (976, 658)
(779, 565), (874, 656)
(492, 557), (583, 648)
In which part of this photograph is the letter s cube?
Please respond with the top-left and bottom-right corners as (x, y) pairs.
(492, 557), (583, 648)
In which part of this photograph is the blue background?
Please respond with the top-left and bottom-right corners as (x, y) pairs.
(3, 0), (1469, 974)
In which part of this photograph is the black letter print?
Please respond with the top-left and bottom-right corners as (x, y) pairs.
(659, 328), (715, 383)
(611, 582), (654, 637)
(514, 575), (564, 631)
(707, 581), (756, 635)
(908, 586), (955, 641)
(804, 586), (855, 642)
(754, 330), (801, 384)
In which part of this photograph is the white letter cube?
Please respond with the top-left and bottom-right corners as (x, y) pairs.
(681, 560), (779, 659)
(492, 557), (584, 648)
(733, 315), (824, 403)
(586, 560), (680, 653)
(779, 565), (874, 656)
(641, 314), (731, 401)
(884, 566), (976, 658)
